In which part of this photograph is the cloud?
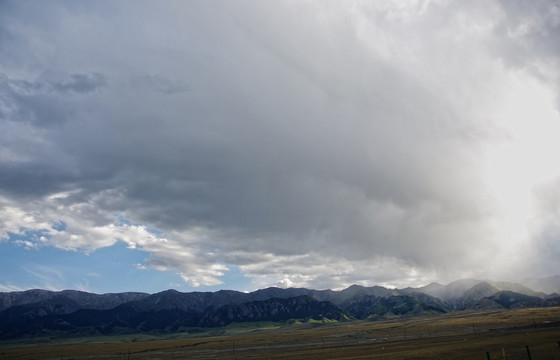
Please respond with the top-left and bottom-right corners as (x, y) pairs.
(49, 73), (106, 94)
(1, 0), (559, 289)
(22, 264), (66, 291)
(492, 0), (560, 108)
(129, 74), (189, 95)
(0, 283), (24, 292)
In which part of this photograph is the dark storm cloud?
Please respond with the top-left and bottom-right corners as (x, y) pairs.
(1, 0), (560, 288)
(0, 73), (105, 126)
(0, 72), (105, 198)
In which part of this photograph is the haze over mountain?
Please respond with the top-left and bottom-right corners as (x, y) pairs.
(1, 278), (559, 340)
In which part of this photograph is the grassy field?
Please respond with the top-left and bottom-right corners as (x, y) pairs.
(1, 307), (559, 359)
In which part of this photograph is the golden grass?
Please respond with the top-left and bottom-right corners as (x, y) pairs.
(1, 307), (559, 359)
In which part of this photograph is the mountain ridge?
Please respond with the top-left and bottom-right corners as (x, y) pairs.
(1, 277), (559, 340)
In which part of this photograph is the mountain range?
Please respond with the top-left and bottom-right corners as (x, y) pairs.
(1, 277), (559, 340)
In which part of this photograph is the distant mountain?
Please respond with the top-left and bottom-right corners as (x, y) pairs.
(0, 293), (349, 339)
(0, 289), (54, 311)
(1, 277), (559, 340)
(402, 282), (444, 297)
(521, 275), (560, 294)
(198, 296), (347, 327)
(339, 293), (449, 319)
(407, 279), (549, 309)
(0, 286), (408, 339)
(409, 279), (482, 304)
(247, 284), (399, 305)
(492, 281), (547, 298)
(0, 289), (149, 312)
(463, 291), (555, 310)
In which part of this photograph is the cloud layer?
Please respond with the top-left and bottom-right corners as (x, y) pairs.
(1, 0), (560, 290)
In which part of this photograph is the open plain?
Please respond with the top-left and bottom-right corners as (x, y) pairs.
(1, 307), (559, 360)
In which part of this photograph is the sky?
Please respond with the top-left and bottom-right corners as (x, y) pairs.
(1, 0), (560, 294)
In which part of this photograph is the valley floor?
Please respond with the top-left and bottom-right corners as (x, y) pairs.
(1, 307), (560, 360)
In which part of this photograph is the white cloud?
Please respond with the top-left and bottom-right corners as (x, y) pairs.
(21, 264), (66, 291)
(0, 283), (24, 292)
(0, 193), (231, 287)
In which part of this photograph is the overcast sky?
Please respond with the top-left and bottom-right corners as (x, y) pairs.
(1, 0), (560, 294)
